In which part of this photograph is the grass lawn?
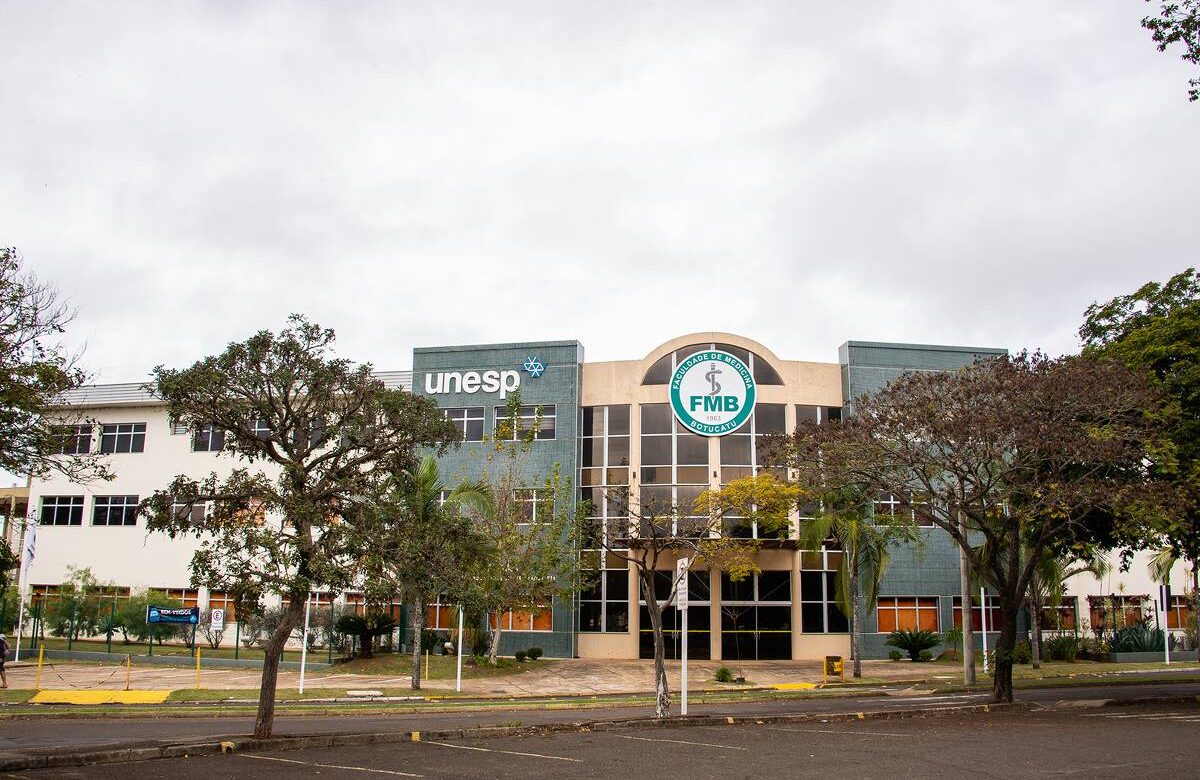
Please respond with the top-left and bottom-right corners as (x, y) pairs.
(336, 653), (552, 680)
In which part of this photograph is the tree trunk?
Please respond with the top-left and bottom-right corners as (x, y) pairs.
(991, 601), (1020, 703)
(1192, 565), (1199, 663)
(958, 516), (976, 685)
(1029, 566), (1042, 670)
(488, 611), (503, 665)
(254, 602), (304, 739)
(642, 577), (670, 718)
(850, 567), (863, 679)
(409, 596), (425, 690)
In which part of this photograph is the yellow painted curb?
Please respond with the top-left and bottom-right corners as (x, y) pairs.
(30, 690), (171, 705)
(771, 683), (818, 691)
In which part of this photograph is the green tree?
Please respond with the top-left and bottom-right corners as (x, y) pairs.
(351, 454), (491, 689)
(776, 353), (1164, 702)
(0, 248), (108, 483)
(1081, 268), (1200, 632)
(120, 590), (186, 645)
(600, 473), (796, 718)
(140, 316), (459, 738)
(1141, 1), (1200, 102)
(470, 399), (586, 666)
(334, 611), (397, 659)
(42, 566), (108, 641)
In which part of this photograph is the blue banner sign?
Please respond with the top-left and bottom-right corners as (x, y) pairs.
(147, 606), (200, 625)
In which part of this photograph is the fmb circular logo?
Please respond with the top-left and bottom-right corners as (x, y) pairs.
(669, 350), (756, 436)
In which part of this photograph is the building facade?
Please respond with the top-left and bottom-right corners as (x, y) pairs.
(22, 332), (1194, 659)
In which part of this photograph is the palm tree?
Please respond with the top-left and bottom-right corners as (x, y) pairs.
(1026, 552), (1109, 669)
(1147, 548), (1199, 661)
(799, 489), (917, 679)
(372, 455), (492, 689)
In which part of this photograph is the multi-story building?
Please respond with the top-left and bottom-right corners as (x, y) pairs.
(23, 332), (1194, 659)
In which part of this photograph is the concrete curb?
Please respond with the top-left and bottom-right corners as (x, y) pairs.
(0, 700), (1038, 773)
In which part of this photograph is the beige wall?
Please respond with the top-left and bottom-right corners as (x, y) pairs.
(579, 334), (847, 661)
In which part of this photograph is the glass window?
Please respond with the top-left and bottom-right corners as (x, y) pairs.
(192, 425), (225, 452)
(494, 404), (555, 440)
(171, 500), (206, 523)
(54, 424), (92, 455)
(953, 595), (1002, 630)
(100, 423), (146, 454)
(93, 495), (139, 526)
(443, 407), (485, 442)
(580, 567), (630, 633)
(876, 596), (939, 632)
(40, 495), (84, 526)
(640, 404), (672, 435)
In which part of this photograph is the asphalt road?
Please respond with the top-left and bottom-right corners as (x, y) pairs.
(13, 701), (1200, 779)
(1, 680), (1198, 759)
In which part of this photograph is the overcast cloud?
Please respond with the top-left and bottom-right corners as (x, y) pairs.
(2, 0), (1197, 389)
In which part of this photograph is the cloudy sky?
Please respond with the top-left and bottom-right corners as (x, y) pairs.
(2, 1), (1197, 387)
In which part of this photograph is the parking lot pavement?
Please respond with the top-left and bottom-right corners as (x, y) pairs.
(15, 700), (1200, 779)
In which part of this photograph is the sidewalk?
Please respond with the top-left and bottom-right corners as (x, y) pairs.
(4, 656), (1197, 697)
(0, 657), (949, 696)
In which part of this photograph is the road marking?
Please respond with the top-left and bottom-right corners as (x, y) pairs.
(240, 754), (423, 776)
(765, 725), (908, 737)
(612, 734), (748, 750)
(421, 741), (580, 762)
(1082, 711), (1200, 719)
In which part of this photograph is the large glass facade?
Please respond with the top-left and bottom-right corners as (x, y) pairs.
(720, 571), (792, 660)
(639, 569), (712, 660)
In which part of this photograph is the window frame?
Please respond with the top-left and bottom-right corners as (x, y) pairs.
(100, 422), (147, 454)
(40, 495), (85, 526)
(92, 495), (140, 527)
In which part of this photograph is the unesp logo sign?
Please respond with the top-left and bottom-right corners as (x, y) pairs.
(669, 350), (756, 436)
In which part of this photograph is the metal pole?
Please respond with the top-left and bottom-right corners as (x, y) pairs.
(327, 601), (334, 665)
(234, 619), (240, 660)
(681, 599), (689, 716)
(455, 605), (464, 692)
(13, 522), (28, 661)
(34, 646), (44, 690)
(299, 594), (312, 694)
(14, 590), (25, 663)
(1161, 582), (1171, 666)
(980, 586), (989, 675)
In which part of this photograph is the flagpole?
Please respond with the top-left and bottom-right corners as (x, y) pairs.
(14, 521), (34, 663)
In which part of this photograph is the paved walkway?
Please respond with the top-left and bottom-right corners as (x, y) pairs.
(1, 657), (951, 696)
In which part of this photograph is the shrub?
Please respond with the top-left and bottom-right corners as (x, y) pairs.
(514, 650), (527, 662)
(888, 650), (903, 661)
(884, 629), (940, 662)
(943, 626), (963, 661)
(1012, 640), (1032, 664)
(714, 666), (734, 683)
(918, 650), (933, 662)
(1109, 622), (1165, 653)
(335, 611), (397, 659)
(1045, 634), (1079, 662)
(526, 647), (543, 661)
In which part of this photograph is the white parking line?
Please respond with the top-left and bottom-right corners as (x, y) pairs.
(613, 734), (748, 750)
(240, 754), (423, 776)
(1083, 711), (1200, 719)
(765, 725), (908, 737)
(422, 740), (581, 762)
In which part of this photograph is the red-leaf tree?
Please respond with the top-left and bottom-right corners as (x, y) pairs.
(772, 352), (1166, 702)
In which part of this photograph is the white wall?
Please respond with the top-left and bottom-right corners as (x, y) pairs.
(27, 403), (249, 591)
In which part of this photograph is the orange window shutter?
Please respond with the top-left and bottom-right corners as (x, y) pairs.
(532, 608), (552, 631)
(877, 609), (896, 633)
